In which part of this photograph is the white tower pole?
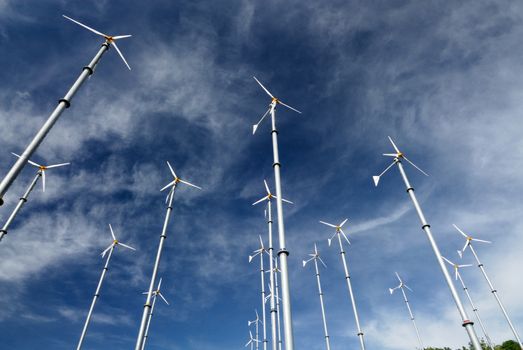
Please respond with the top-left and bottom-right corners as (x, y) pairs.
(335, 232), (366, 350)
(0, 172), (40, 241)
(134, 186), (176, 350)
(468, 244), (522, 347)
(394, 160), (482, 350)
(399, 286), (424, 350)
(274, 261), (283, 350)
(269, 103), (295, 350)
(267, 200), (278, 350)
(260, 244), (268, 350)
(77, 246), (114, 350)
(141, 294), (157, 350)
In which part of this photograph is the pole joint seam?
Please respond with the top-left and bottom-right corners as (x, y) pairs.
(82, 66), (94, 75)
(272, 162), (281, 168)
(421, 224), (430, 229)
(406, 187), (414, 192)
(357, 332), (364, 336)
(59, 98), (71, 108)
(491, 289), (497, 293)
(277, 248), (289, 256)
(462, 320), (474, 327)
(271, 129), (279, 135)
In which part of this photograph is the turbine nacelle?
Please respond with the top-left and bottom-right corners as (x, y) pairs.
(12, 152), (70, 192)
(320, 219), (350, 246)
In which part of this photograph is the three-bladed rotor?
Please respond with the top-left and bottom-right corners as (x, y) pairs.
(101, 224), (136, 258)
(245, 330), (261, 349)
(302, 243), (327, 268)
(252, 179), (293, 206)
(12, 152), (70, 192)
(453, 224), (492, 257)
(160, 161), (201, 202)
(389, 272), (413, 295)
(142, 277), (170, 305)
(442, 256), (473, 280)
(319, 218), (350, 246)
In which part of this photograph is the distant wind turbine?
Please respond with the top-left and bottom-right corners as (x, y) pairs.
(141, 278), (170, 350)
(248, 310), (263, 350)
(373, 136), (483, 350)
(249, 236), (269, 350)
(245, 329), (261, 350)
(0, 15), (131, 205)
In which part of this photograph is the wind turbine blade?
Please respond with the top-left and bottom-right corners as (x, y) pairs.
(252, 196), (269, 206)
(453, 224), (469, 238)
(112, 34), (132, 40)
(278, 100), (302, 114)
(41, 170), (46, 192)
(319, 221), (337, 228)
(388, 136), (401, 154)
(160, 180), (176, 192)
(372, 176), (380, 187)
(109, 224), (116, 240)
(389, 288), (395, 295)
(404, 285), (413, 292)
(457, 250), (463, 259)
(318, 256), (327, 268)
(157, 278), (163, 290)
(395, 272), (402, 283)
(383, 153), (398, 157)
(111, 41), (131, 70)
(281, 197), (294, 205)
(252, 108), (270, 135)
(45, 162), (70, 169)
(12, 153), (42, 167)
(179, 179), (202, 190)
(62, 15), (108, 37)
(101, 244), (113, 258)
(118, 242), (136, 251)
(158, 292), (170, 305)
(340, 230), (351, 245)
(462, 240), (469, 253)
(442, 256), (454, 266)
(253, 76), (274, 98)
(458, 264), (473, 268)
(403, 156), (429, 177)
(258, 235), (265, 249)
(472, 238), (492, 244)
(166, 161), (177, 178)
(339, 218), (349, 227)
(263, 179), (271, 195)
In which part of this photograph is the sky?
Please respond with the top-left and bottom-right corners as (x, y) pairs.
(0, 1), (522, 349)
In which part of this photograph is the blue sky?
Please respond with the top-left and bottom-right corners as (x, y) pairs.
(0, 1), (522, 349)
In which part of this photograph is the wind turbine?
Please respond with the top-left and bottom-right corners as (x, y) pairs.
(303, 243), (331, 350)
(141, 278), (170, 350)
(454, 224), (522, 348)
(134, 161), (200, 350)
(252, 179), (293, 350)
(0, 15), (131, 205)
(0, 153), (69, 242)
(320, 219), (366, 350)
(249, 236), (269, 350)
(442, 255), (494, 350)
(373, 136), (483, 350)
(248, 310), (263, 350)
(251, 76), (301, 350)
(389, 272), (424, 350)
(266, 263), (284, 350)
(76, 224), (135, 350)
(246, 330), (261, 350)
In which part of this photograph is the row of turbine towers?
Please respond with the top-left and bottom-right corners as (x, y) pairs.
(0, 14), (520, 350)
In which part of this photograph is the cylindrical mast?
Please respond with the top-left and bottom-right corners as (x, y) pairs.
(399, 287), (424, 350)
(0, 172), (40, 241)
(336, 233), (366, 350)
(260, 242), (268, 350)
(134, 186), (176, 350)
(395, 160), (482, 350)
(267, 200), (278, 350)
(270, 104), (295, 350)
(0, 43), (110, 205)
(468, 245), (522, 348)
(313, 256), (331, 350)
(76, 246), (114, 350)
(141, 293), (158, 350)
(274, 261), (283, 350)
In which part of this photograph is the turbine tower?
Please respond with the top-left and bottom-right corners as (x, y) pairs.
(442, 255), (494, 349)
(252, 179), (292, 350)
(246, 330), (261, 350)
(0, 153), (69, 242)
(249, 236), (269, 350)
(454, 224), (522, 348)
(248, 310), (262, 350)
(320, 219), (366, 350)
(77, 224), (135, 350)
(389, 272), (424, 350)
(0, 15), (131, 205)
(141, 278), (170, 350)
(303, 243), (331, 350)
(134, 161), (200, 350)
(373, 136), (482, 350)
(251, 77), (301, 350)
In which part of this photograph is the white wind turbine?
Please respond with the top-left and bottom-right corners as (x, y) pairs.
(249, 236), (270, 350)
(320, 219), (366, 350)
(248, 310), (263, 350)
(373, 136), (483, 350)
(246, 329), (261, 350)
(454, 224), (522, 348)
(442, 255), (494, 349)
(389, 272), (424, 350)
(0, 15), (131, 206)
(251, 76), (301, 350)
(0, 153), (69, 242)
(141, 278), (170, 350)
(303, 243), (331, 350)
(265, 263), (284, 350)
(252, 179), (293, 350)
(76, 224), (136, 350)
(134, 161), (201, 350)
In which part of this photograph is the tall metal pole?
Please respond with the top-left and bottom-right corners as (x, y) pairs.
(141, 293), (158, 350)
(269, 103), (295, 350)
(0, 43), (110, 206)
(259, 241), (268, 350)
(76, 246), (114, 350)
(134, 186), (176, 350)
(468, 244), (522, 348)
(274, 261), (283, 350)
(395, 160), (482, 350)
(311, 251), (331, 350)
(0, 172), (40, 241)
(267, 200), (278, 350)
(336, 232), (366, 350)
(398, 286), (424, 350)
(456, 270), (494, 349)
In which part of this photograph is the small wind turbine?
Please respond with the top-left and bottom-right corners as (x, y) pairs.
(454, 224), (522, 348)
(251, 76), (301, 350)
(249, 236), (269, 350)
(442, 255), (494, 349)
(248, 310), (263, 350)
(389, 272), (424, 350)
(373, 137), (483, 350)
(266, 263), (283, 350)
(252, 179), (293, 350)
(245, 330), (261, 350)
(0, 153), (69, 242)
(134, 161), (200, 350)
(141, 278), (170, 350)
(320, 219), (366, 350)
(76, 224), (135, 350)
(0, 15), (131, 205)
(303, 244), (331, 350)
